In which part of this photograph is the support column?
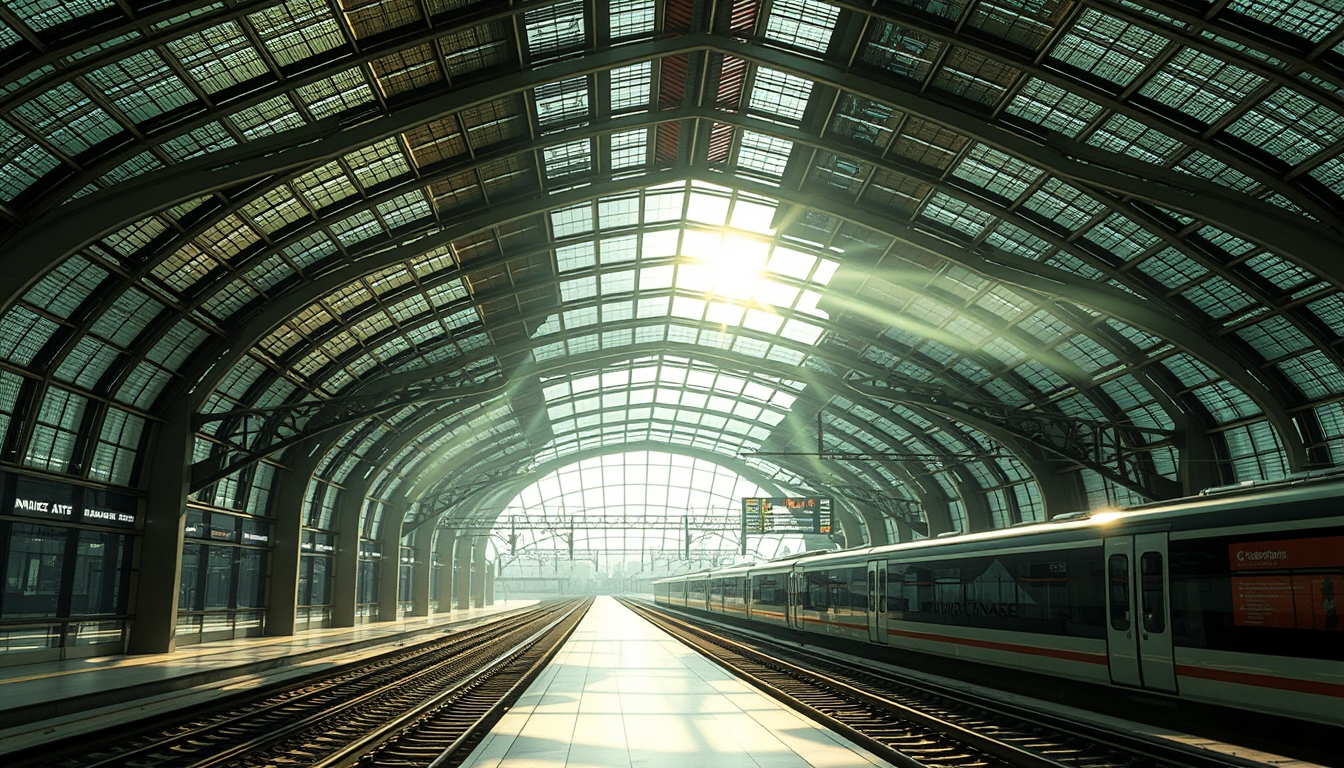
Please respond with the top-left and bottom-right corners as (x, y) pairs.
(1036, 469), (1085, 520)
(959, 480), (992, 532)
(411, 527), (433, 617)
(1177, 419), (1224, 496)
(435, 528), (456, 613)
(377, 503), (406, 622)
(330, 483), (367, 627)
(127, 401), (191, 654)
(485, 561), (495, 606)
(472, 539), (487, 608)
(265, 446), (321, 636)
(834, 509), (861, 549)
(454, 535), (473, 610)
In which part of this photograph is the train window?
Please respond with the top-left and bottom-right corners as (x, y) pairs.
(867, 570), (875, 612)
(753, 575), (783, 606)
(1140, 552), (1165, 633)
(1108, 554), (1130, 631)
(878, 568), (887, 613)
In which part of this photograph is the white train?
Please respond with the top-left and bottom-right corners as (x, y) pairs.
(655, 478), (1344, 727)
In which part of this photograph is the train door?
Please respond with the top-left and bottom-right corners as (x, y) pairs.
(788, 570), (804, 629)
(866, 560), (887, 644)
(1104, 534), (1177, 693)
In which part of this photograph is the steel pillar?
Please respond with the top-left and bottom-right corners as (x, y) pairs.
(126, 401), (191, 654)
(434, 528), (456, 613)
(454, 535), (473, 610)
(329, 483), (366, 627)
(411, 527), (433, 617)
(485, 562), (495, 607)
(472, 540), (487, 608)
(377, 502), (405, 622)
(264, 448), (321, 636)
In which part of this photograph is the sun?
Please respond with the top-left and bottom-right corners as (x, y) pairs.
(684, 233), (769, 303)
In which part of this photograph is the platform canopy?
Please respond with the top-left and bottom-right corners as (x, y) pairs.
(1, 0), (1343, 552)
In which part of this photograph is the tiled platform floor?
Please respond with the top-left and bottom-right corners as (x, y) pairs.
(460, 596), (892, 768)
(0, 600), (536, 750)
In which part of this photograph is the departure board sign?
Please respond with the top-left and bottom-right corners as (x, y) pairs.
(742, 497), (832, 534)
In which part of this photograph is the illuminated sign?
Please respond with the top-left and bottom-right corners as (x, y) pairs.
(12, 476), (76, 521)
(1229, 536), (1343, 631)
(742, 497), (833, 534)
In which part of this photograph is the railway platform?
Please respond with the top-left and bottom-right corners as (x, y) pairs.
(0, 600), (537, 753)
(459, 596), (893, 768)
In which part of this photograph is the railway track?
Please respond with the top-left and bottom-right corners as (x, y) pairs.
(620, 598), (1258, 768)
(20, 598), (591, 768)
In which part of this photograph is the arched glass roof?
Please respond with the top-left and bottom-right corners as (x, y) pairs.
(0, 0), (1342, 550)
(489, 450), (810, 561)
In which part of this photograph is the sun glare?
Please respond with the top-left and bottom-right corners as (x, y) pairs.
(688, 233), (768, 302)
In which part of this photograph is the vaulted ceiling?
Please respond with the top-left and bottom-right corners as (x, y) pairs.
(1, 0), (1342, 547)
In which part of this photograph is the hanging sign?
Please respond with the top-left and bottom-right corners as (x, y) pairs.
(742, 497), (833, 534)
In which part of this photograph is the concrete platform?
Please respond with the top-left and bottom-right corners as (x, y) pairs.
(0, 600), (537, 752)
(460, 596), (892, 768)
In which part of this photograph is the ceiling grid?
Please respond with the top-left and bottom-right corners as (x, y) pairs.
(0, 0), (1341, 553)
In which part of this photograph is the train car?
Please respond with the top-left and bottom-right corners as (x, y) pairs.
(653, 477), (1344, 727)
(708, 564), (753, 619)
(746, 562), (792, 628)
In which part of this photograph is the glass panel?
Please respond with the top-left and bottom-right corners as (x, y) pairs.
(205, 546), (234, 609)
(1108, 553), (1130, 631)
(237, 549), (267, 608)
(70, 530), (130, 615)
(1140, 551), (1165, 633)
(3, 523), (67, 618)
(179, 542), (202, 610)
(68, 619), (124, 646)
(0, 623), (61, 654)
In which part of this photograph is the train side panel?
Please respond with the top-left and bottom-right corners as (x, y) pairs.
(656, 482), (1344, 727)
(796, 564), (869, 643)
(882, 618), (1111, 684)
(1172, 648), (1343, 726)
(747, 567), (791, 628)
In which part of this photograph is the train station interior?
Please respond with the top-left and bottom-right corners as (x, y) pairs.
(0, 0), (1342, 765)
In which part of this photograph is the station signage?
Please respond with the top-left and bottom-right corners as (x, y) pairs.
(742, 496), (833, 534)
(7, 474), (139, 528)
(302, 530), (336, 553)
(84, 488), (138, 529)
(1228, 536), (1343, 631)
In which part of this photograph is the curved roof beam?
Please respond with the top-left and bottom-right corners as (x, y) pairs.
(5, 36), (1340, 310)
(199, 303), (1166, 506)
(174, 166), (1304, 474)
(403, 440), (794, 534)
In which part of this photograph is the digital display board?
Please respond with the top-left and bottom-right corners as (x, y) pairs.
(742, 497), (832, 534)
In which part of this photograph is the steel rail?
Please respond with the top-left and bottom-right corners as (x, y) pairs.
(318, 597), (590, 768)
(18, 600), (571, 768)
(186, 598), (589, 768)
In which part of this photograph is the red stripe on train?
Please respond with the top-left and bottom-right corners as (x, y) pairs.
(677, 603), (1342, 700)
(802, 616), (868, 631)
(1175, 664), (1344, 698)
(884, 626), (1106, 666)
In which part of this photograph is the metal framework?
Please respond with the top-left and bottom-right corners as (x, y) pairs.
(0, 0), (1342, 559)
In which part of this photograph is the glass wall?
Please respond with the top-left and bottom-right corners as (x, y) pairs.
(356, 540), (380, 622)
(398, 546), (414, 616)
(0, 472), (137, 662)
(296, 529), (334, 630)
(175, 507), (271, 644)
